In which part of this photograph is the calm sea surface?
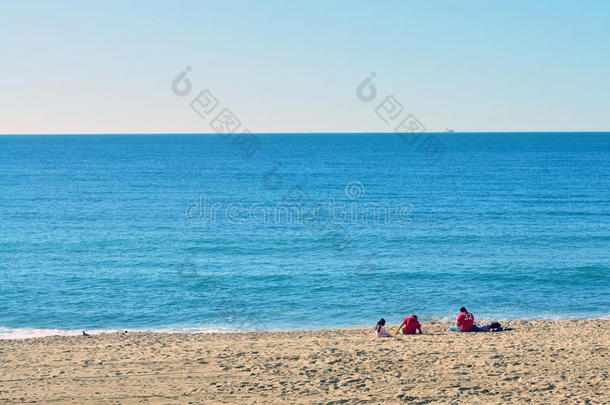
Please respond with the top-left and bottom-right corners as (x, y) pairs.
(0, 133), (609, 338)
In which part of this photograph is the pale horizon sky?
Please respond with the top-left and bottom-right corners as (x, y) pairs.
(2, 1), (609, 134)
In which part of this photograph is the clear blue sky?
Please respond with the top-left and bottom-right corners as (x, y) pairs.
(1, 0), (609, 133)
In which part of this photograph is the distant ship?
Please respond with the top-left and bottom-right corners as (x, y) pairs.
(443, 128), (455, 133)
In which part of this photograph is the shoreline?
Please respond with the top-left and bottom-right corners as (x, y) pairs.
(2, 316), (610, 341)
(2, 317), (610, 340)
(1, 320), (608, 403)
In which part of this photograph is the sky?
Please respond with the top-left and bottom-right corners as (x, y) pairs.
(1, 0), (609, 134)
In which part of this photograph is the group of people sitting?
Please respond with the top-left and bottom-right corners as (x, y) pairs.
(375, 307), (503, 337)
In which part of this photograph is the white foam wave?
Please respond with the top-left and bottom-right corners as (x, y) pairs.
(0, 327), (119, 340)
(0, 326), (238, 340)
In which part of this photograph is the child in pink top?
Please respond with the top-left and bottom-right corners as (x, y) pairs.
(375, 318), (391, 338)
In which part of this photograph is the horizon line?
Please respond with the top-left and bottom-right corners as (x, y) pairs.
(1, 131), (609, 136)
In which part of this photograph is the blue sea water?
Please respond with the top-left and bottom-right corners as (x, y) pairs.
(0, 133), (609, 338)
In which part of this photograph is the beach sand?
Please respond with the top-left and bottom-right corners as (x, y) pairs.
(1, 320), (608, 404)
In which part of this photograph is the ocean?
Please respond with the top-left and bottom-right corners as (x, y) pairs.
(0, 133), (609, 339)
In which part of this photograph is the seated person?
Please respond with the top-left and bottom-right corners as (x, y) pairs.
(395, 315), (422, 335)
(448, 307), (475, 332)
(375, 318), (391, 337)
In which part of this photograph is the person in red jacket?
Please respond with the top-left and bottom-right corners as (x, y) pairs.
(395, 315), (422, 335)
(449, 307), (475, 332)
(456, 306), (475, 331)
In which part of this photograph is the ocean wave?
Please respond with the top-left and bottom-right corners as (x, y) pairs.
(0, 326), (237, 340)
(0, 327), (117, 340)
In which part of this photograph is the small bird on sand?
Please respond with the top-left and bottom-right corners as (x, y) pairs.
(82, 330), (90, 337)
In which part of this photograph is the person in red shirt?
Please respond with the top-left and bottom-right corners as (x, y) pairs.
(395, 315), (422, 335)
(454, 306), (475, 332)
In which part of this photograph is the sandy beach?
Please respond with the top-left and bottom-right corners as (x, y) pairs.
(0, 320), (608, 404)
